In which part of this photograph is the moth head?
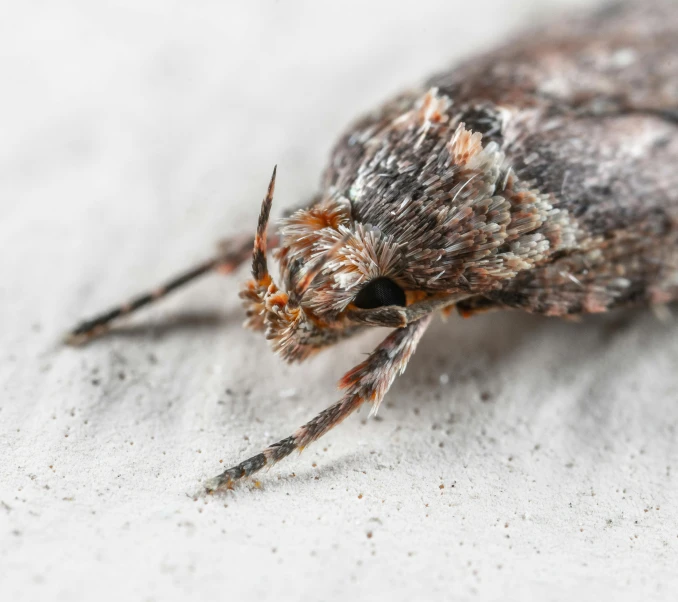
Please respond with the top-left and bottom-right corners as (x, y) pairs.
(240, 167), (461, 363)
(241, 88), (570, 362)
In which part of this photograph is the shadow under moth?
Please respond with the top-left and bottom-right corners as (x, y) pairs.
(67, 0), (678, 491)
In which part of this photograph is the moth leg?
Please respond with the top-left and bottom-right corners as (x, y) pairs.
(454, 295), (504, 318)
(65, 234), (257, 346)
(205, 315), (432, 492)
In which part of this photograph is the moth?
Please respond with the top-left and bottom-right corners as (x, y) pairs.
(67, 0), (678, 491)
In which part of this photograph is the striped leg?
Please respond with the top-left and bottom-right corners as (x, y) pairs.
(65, 234), (257, 346)
(205, 314), (432, 492)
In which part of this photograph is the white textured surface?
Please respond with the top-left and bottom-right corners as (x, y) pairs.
(2, 1), (677, 600)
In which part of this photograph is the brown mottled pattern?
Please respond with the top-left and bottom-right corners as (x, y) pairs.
(317, 0), (678, 319)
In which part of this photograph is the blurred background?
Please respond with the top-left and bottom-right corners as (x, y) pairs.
(6, 2), (678, 602)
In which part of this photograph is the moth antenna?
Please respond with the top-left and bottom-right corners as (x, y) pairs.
(205, 315), (431, 492)
(251, 165), (277, 285)
(291, 233), (350, 304)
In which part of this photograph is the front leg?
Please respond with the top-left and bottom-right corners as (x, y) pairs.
(205, 314), (433, 492)
(65, 234), (260, 345)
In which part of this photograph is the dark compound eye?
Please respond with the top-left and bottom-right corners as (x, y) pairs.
(353, 277), (406, 309)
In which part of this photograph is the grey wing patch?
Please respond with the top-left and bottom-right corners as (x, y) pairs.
(505, 113), (678, 238)
(651, 109), (678, 126)
(428, 0), (678, 118)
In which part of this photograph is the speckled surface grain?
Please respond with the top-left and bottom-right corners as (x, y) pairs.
(2, 1), (678, 600)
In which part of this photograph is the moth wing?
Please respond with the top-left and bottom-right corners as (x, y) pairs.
(436, 0), (678, 315)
